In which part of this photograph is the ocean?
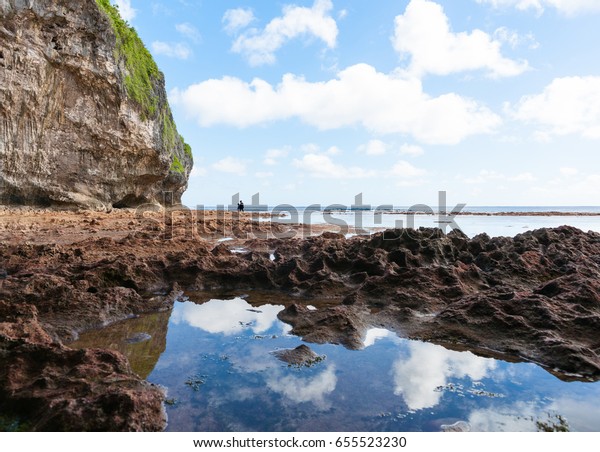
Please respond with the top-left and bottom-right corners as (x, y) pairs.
(258, 206), (600, 238)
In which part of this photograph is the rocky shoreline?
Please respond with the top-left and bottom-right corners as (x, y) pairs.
(2, 209), (600, 430)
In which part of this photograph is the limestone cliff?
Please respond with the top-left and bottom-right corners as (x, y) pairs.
(0, 0), (193, 209)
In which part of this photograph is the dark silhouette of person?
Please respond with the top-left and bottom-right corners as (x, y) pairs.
(238, 200), (244, 212)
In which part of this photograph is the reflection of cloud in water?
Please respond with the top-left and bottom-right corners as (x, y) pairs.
(467, 402), (538, 432)
(363, 328), (398, 347)
(172, 299), (284, 335)
(549, 396), (600, 431)
(393, 341), (496, 411)
(230, 342), (280, 373)
(267, 366), (337, 409)
(281, 321), (293, 335)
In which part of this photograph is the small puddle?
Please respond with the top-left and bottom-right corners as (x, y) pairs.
(71, 310), (170, 379)
(72, 293), (600, 432)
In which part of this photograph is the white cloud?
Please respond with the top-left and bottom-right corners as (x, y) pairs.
(176, 23), (202, 43)
(389, 160), (426, 178)
(476, 0), (545, 14)
(267, 365), (337, 408)
(463, 170), (505, 184)
(509, 172), (536, 181)
(393, 341), (496, 411)
(222, 8), (256, 34)
(363, 328), (397, 347)
(510, 76), (600, 139)
(264, 148), (290, 165)
(461, 168), (600, 204)
(358, 139), (387, 156)
(151, 3), (171, 17)
(399, 143), (425, 156)
(358, 141), (424, 156)
(255, 171), (274, 179)
(112, 0), (136, 22)
(326, 145), (342, 155)
(170, 63), (501, 145)
(301, 143), (321, 154)
(529, 173), (600, 204)
(560, 167), (578, 176)
(151, 41), (191, 59)
(228, 343), (279, 374)
(293, 153), (376, 179)
(292, 147), (424, 181)
(266, 148), (289, 159)
(493, 27), (539, 50)
(462, 169), (536, 184)
(189, 166), (207, 178)
(172, 299), (284, 335)
(468, 403), (539, 432)
(467, 170), (491, 183)
(393, 0), (529, 78)
(493, 27), (520, 48)
(548, 396), (600, 431)
(212, 156), (247, 175)
(230, 0), (338, 66)
(475, 0), (600, 15)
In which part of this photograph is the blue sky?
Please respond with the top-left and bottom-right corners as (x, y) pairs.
(114, 0), (600, 207)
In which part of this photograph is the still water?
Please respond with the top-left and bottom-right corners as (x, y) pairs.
(73, 294), (600, 432)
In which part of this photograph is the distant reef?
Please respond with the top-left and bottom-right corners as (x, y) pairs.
(0, 0), (193, 209)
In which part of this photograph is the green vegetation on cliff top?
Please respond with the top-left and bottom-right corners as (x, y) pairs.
(95, 0), (159, 117)
(95, 0), (192, 173)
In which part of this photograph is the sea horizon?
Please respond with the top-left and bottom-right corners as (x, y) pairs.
(186, 205), (600, 214)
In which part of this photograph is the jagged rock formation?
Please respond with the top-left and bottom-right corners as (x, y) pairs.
(3, 210), (600, 429)
(0, 301), (167, 431)
(0, 0), (192, 209)
(3, 216), (600, 379)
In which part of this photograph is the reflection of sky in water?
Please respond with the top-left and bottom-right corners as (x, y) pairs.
(392, 341), (496, 411)
(171, 298), (287, 336)
(267, 365), (337, 409)
(363, 328), (397, 347)
(137, 299), (600, 432)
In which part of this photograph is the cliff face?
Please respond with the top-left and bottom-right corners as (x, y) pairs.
(0, 0), (193, 209)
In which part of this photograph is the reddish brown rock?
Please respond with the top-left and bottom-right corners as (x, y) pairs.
(0, 299), (165, 431)
(0, 340), (166, 431)
(272, 344), (324, 366)
(2, 208), (600, 429)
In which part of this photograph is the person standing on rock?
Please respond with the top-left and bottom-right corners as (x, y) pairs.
(238, 200), (244, 212)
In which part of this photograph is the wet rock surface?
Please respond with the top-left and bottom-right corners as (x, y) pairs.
(278, 304), (370, 349)
(272, 344), (324, 367)
(0, 299), (165, 431)
(0, 341), (166, 431)
(2, 209), (600, 429)
(267, 226), (600, 379)
(0, 209), (291, 431)
(441, 421), (471, 432)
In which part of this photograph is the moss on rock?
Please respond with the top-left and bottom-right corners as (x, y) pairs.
(95, 0), (160, 117)
(95, 0), (193, 177)
(170, 156), (185, 174)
